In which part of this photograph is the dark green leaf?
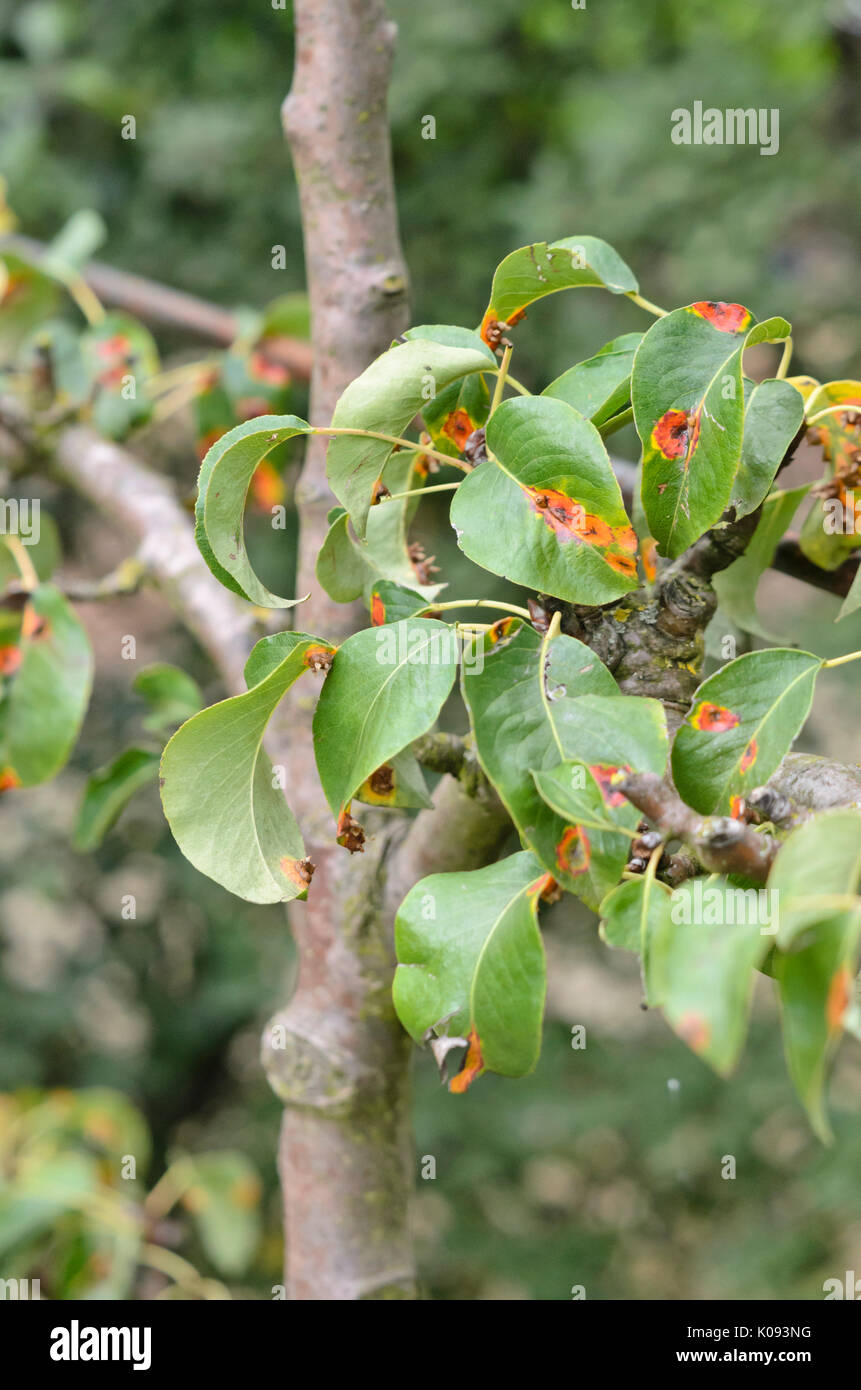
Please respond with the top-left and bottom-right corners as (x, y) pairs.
(729, 378), (804, 517)
(532, 761), (639, 906)
(132, 663), (202, 734)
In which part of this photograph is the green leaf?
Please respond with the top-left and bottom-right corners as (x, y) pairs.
(179, 1152), (262, 1276)
(0, 584), (93, 787)
(712, 486), (809, 641)
(0, 511), (61, 590)
(393, 851), (548, 1084)
(838, 564), (861, 622)
(481, 236), (638, 339)
(316, 454), (443, 605)
(633, 304), (791, 557)
(74, 747), (160, 851)
(132, 663), (202, 734)
(768, 811), (861, 950)
(532, 761), (639, 906)
(652, 879), (771, 1074)
(730, 377), (804, 517)
(542, 332), (641, 426)
(326, 338), (494, 538)
(160, 632), (333, 903)
(775, 913), (861, 1142)
(461, 620), (622, 905)
(450, 395), (639, 604)
(671, 648), (821, 815)
(195, 414), (311, 607)
(599, 873), (673, 1007)
(312, 619), (458, 825)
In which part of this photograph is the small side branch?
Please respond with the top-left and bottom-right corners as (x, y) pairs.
(619, 772), (779, 884)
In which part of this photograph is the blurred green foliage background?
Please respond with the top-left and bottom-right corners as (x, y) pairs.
(1, 0), (861, 1300)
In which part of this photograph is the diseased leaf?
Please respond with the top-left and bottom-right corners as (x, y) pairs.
(652, 879), (771, 1074)
(672, 648), (821, 815)
(775, 913), (861, 1143)
(730, 378), (804, 517)
(633, 304), (790, 557)
(480, 236), (638, 346)
(82, 312), (160, 439)
(542, 333), (641, 426)
(160, 632), (332, 903)
(0, 584), (93, 787)
(393, 851), (548, 1086)
(712, 486), (809, 641)
(74, 747), (160, 851)
(799, 380), (861, 574)
(195, 414), (311, 607)
(367, 579), (428, 627)
(312, 619), (457, 829)
(532, 761), (639, 906)
(132, 663), (202, 734)
(179, 1152), (262, 1276)
(354, 750), (431, 811)
(326, 338), (494, 538)
(403, 324), (493, 459)
(450, 396), (639, 604)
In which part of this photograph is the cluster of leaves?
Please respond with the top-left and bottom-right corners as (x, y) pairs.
(0, 1087), (263, 1297)
(3, 232), (860, 1140)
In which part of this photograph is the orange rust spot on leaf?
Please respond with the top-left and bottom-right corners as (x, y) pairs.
(524, 486), (614, 548)
(280, 856), (315, 890)
(640, 537), (658, 584)
(826, 966), (852, 1033)
(556, 825), (591, 877)
(336, 806), (365, 854)
(488, 616), (517, 644)
(441, 409), (474, 452)
(611, 524), (638, 554)
(740, 738), (758, 773)
(249, 348), (291, 388)
(689, 301), (751, 334)
(21, 605), (49, 641)
(302, 644), (335, 673)
(676, 1012), (711, 1053)
(604, 551), (638, 578)
(589, 763), (631, 807)
(0, 645), (21, 676)
(690, 701), (740, 732)
(729, 795), (746, 819)
(0, 767), (21, 792)
(530, 872), (562, 903)
(370, 592), (386, 627)
(359, 762), (397, 805)
(449, 1026), (485, 1094)
(651, 408), (701, 461)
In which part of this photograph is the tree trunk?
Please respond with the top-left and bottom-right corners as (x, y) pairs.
(262, 0), (418, 1301)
